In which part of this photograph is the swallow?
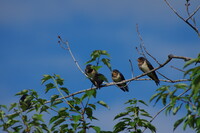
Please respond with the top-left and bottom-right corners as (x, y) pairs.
(137, 57), (160, 85)
(85, 64), (105, 88)
(19, 94), (32, 111)
(112, 69), (129, 92)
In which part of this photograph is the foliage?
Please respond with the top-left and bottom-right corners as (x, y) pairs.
(86, 50), (112, 71)
(113, 99), (156, 133)
(0, 74), (109, 133)
(150, 54), (200, 132)
(0, 50), (199, 133)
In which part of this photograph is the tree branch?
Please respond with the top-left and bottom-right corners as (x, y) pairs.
(58, 36), (88, 77)
(163, 0), (200, 36)
(43, 54), (191, 104)
(3, 54), (192, 118)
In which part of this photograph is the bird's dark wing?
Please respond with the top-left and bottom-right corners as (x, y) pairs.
(146, 60), (154, 70)
(119, 73), (125, 80)
(146, 60), (160, 85)
(118, 73), (129, 92)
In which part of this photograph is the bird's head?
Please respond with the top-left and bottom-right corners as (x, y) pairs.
(112, 69), (120, 77)
(137, 57), (146, 65)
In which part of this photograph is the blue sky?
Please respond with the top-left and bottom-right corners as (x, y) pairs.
(0, 0), (200, 132)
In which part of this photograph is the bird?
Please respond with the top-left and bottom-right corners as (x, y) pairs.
(112, 69), (129, 92)
(19, 94), (32, 111)
(137, 57), (160, 85)
(85, 64), (105, 88)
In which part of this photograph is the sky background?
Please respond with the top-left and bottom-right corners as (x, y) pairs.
(0, 0), (200, 133)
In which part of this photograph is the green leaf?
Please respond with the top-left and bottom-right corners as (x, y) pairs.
(140, 112), (152, 118)
(114, 121), (126, 132)
(15, 89), (29, 96)
(45, 83), (55, 93)
(184, 58), (198, 68)
(88, 104), (96, 110)
(49, 116), (60, 125)
(174, 84), (188, 89)
(100, 50), (110, 56)
(7, 112), (20, 119)
(51, 118), (65, 130)
(41, 75), (52, 84)
(91, 66), (102, 71)
(0, 104), (7, 109)
(9, 103), (17, 111)
(102, 58), (112, 70)
(97, 101), (110, 109)
(173, 104), (183, 115)
(173, 117), (185, 131)
(113, 112), (128, 120)
(146, 122), (156, 133)
(32, 114), (44, 122)
(86, 89), (97, 98)
(72, 115), (81, 123)
(60, 87), (69, 95)
(138, 100), (148, 106)
(51, 100), (63, 107)
(41, 124), (50, 132)
(162, 93), (168, 106)
(92, 126), (100, 133)
(86, 50), (110, 64)
(85, 107), (93, 120)
(51, 95), (59, 105)
(55, 75), (64, 85)
(149, 93), (161, 102)
(40, 105), (49, 113)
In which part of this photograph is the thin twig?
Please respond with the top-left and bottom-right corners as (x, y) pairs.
(135, 47), (143, 56)
(52, 76), (75, 109)
(3, 54), (193, 118)
(58, 36), (88, 77)
(186, 5), (200, 22)
(136, 24), (161, 65)
(163, 0), (199, 36)
(129, 59), (134, 78)
(136, 24), (146, 58)
(135, 78), (189, 82)
(171, 66), (185, 72)
(157, 71), (174, 82)
(43, 54), (190, 104)
(142, 87), (191, 133)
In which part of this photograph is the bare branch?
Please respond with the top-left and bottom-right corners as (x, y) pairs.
(157, 71), (174, 82)
(3, 54), (192, 118)
(45, 54), (191, 104)
(58, 36), (88, 77)
(170, 55), (193, 61)
(136, 24), (146, 58)
(135, 47), (143, 56)
(186, 5), (200, 22)
(163, 0), (200, 36)
(171, 66), (185, 72)
(129, 59), (134, 78)
(136, 24), (162, 65)
(136, 78), (189, 82)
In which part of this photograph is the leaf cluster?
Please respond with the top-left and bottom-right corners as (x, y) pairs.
(0, 74), (110, 133)
(150, 54), (200, 132)
(113, 99), (156, 133)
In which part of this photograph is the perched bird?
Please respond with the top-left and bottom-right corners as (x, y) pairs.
(19, 94), (32, 111)
(137, 57), (160, 85)
(112, 69), (129, 92)
(85, 64), (105, 88)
